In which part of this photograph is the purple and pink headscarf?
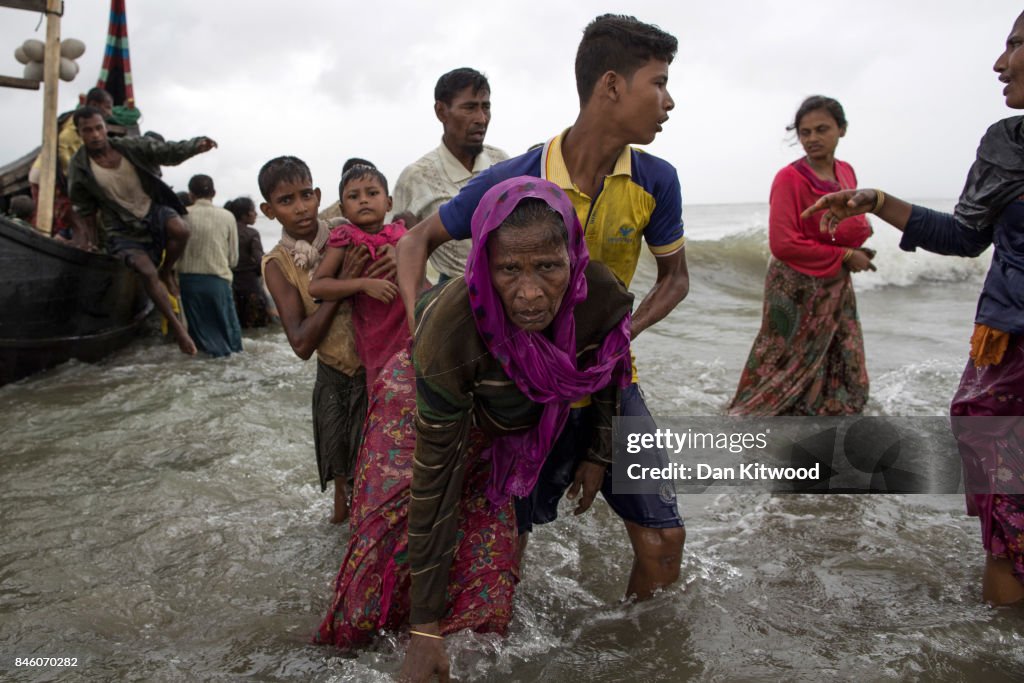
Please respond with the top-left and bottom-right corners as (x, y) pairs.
(464, 176), (632, 507)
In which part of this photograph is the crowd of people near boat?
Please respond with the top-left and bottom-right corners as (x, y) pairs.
(8, 9), (1024, 681)
(6, 85), (276, 357)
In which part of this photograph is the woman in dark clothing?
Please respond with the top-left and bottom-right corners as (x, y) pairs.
(313, 177), (634, 681)
(224, 196), (271, 328)
(806, 10), (1024, 606)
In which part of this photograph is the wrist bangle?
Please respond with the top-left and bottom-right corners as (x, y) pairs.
(872, 190), (886, 213)
(409, 630), (445, 641)
(842, 248), (854, 263)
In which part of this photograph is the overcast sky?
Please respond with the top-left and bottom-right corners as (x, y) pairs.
(0, 1), (1016, 210)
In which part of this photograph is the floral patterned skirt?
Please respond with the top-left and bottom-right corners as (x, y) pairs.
(728, 258), (868, 416)
(951, 336), (1024, 583)
(313, 349), (518, 649)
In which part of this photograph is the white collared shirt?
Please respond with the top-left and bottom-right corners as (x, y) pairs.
(392, 142), (508, 278)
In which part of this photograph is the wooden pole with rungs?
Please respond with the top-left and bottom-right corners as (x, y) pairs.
(34, 0), (63, 235)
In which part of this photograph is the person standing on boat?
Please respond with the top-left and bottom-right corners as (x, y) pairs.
(6, 195), (36, 231)
(67, 105), (218, 356)
(178, 174), (243, 357)
(29, 87), (115, 243)
(391, 67), (509, 282)
(396, 14), (688, 626)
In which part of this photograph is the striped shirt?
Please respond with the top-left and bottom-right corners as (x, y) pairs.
(179, 198), (239, 282)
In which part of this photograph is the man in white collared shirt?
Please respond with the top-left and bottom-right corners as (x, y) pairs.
(391, 67), (508, 281)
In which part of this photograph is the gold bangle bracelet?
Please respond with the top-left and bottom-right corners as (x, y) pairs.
(873, 189), (887, 213)
(842, 248), (854, 263)
(409, 630), (445, 641)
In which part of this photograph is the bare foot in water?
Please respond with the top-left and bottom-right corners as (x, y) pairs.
(331, 480), (350, 524)
(175, 330), (198, 356)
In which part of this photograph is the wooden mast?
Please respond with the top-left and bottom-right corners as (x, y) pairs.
(0, 0), (63, 232)
(34, 0), (62, 234)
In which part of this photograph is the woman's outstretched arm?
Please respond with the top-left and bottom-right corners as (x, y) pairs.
(804, 190), (993, 257)
(801, 188), (913, 232)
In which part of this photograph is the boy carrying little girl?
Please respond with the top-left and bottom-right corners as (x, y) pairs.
(259, 156), (403, 524)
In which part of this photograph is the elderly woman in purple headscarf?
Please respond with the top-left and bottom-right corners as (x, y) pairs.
(314, 177), (633, 674)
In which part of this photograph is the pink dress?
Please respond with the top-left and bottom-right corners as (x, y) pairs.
(326, 221), (410, 389)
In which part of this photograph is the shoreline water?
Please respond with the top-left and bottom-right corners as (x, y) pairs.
(3, 199), (1020, 682)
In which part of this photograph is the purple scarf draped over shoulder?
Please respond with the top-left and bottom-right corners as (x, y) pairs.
(464, 176), (633, 507)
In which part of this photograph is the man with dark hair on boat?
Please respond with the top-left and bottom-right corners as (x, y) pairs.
(28, 87), (116, 241)
(67, 105), (218, 356)
(29, 88), (114, 184)
(61, 89), (115, 173)
(391, 66), (509, 281)
(397, 14), (688, 649)
(6, 195), (37, 231)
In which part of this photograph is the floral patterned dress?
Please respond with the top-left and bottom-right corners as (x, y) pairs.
(313, 350), (517, 648)
(729, 158), (871, 416)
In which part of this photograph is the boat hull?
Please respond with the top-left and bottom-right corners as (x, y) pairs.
(0, 216), (151, 385)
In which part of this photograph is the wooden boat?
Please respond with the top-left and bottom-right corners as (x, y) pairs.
(0, 148), (36, 201)
(0, 216), (151, 385)
(0, 0), (151, 386)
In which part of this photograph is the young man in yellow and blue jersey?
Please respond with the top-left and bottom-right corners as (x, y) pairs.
(397, 11), (688, 622)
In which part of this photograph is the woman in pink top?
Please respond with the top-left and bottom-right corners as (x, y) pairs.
(729, 96), (875, 416)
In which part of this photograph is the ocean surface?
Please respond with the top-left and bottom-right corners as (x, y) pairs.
(3, 200), (1022, 682)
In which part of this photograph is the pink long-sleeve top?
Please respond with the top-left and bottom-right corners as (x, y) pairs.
(768, 158), (873, 278)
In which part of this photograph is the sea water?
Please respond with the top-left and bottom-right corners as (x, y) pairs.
(1, 201), (1021, 682)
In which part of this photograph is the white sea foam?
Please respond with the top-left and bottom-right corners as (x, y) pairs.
(684, 224), (988, 293)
